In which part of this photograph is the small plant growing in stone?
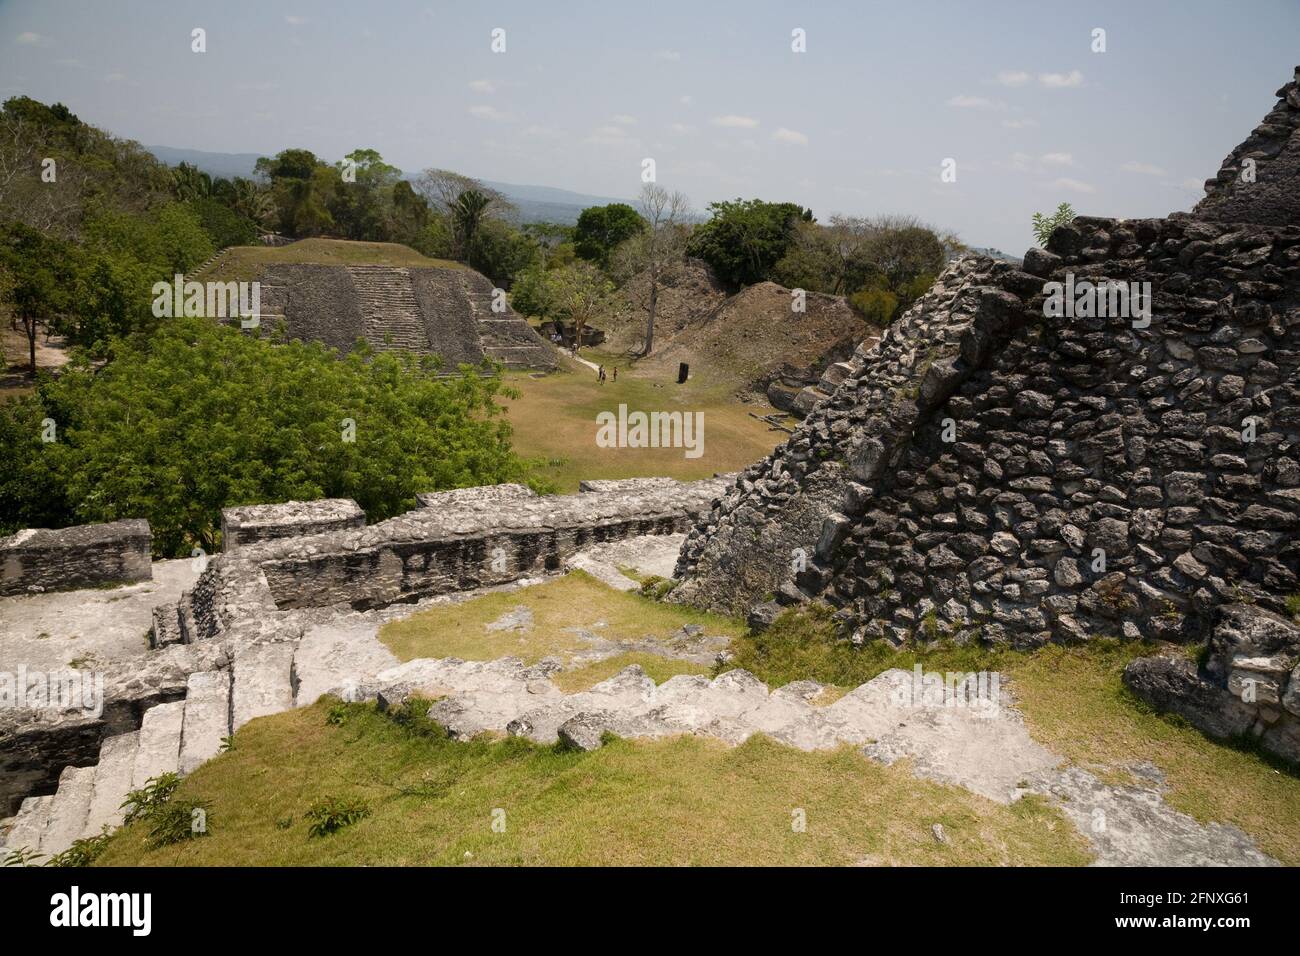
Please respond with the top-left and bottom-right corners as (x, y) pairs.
(326, 702), (353, 726)
(638, 575), (678, 601)
(1285, 593), (1300, 620)
(306, 796), (371, 837)
(46, 827), (112, 867)
(1, 846), (44, 867)
(1031, 202), (1075, 246)
(146, 799), (211, 848)
(121, 772), (181, 824)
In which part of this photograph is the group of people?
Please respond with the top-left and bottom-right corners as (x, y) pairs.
(597, 365), (617, 384)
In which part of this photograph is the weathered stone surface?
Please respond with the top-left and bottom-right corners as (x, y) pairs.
(221, 498), (365, 551)
(37, 764), (96, 856)
(178, 670), (231, 774)
(0, 519), (151, 597)
(231, 643), (295, 731)
(81, 732), (138, 838)
(130, 699), (184, 788)
(1194, 66), (1300, 228)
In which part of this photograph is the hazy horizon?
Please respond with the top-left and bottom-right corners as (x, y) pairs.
(3, 0), (1298, 253)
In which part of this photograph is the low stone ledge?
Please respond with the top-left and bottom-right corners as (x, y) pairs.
(416, 483), (536, 508)
(0, 520), (151, 597)
(220, 498), (365, 550)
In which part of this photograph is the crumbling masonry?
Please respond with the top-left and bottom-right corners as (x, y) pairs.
(673, 67), (1300, 764)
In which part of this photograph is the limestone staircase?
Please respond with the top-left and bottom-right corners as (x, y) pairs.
(1, 669), (232, 862)
(459, 273), (556, 369)
(348, 266), (431, 353)
(3, 620), (1278, 867)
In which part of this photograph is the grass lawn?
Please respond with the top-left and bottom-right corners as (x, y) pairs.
(378, 571), (741, 690)
(83, 584), (1298, 867)
(92, 698), (1089, 867)
(192, 238), (464, 283)
(503, 355), (787, 492)
(729, 605), (1300, 865)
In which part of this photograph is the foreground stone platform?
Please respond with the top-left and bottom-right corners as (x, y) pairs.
(221, 498), (366, 550)
(0, 520), (151, 597)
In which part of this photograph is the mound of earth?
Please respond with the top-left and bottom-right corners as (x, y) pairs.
(600, 258), (728, 354)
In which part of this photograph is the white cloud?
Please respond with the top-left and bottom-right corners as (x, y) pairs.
(1052, 177), (1096, 194)
(995, 70), (1031, 87)
(468, 79), (496, 94)
(468, 104), (510, 121)
(680, 94), (694, 106)
(284, 15), (308, 26)
(586, 125), (637, 146)
(1039, 70), (1084, 89)
(612, 114), (637, 126)
(104, 72), (126, 83)
(1001, 118), (1037, 129)
(655, 50), (681, 61)
(1041, 152), (1074, 166)
(772, 127), (809, 146)
(669, 122), (693, 135)
(1121, 161), (1166, 176)
(16, 31), (46, 45)
(947, 95), (1005, 111)
(522, 124), (561, 139)
(711, 114), (759, 128)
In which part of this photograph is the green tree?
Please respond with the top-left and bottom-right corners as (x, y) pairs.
(0, 224), (74, 370)
(573, 203), (645, 268)
(685, 198), (812, 288)
(0, 317), (534, 553)
(452, 189), (493, 257)
(549, 261), (616, 350)
(467, 219), (539, 288)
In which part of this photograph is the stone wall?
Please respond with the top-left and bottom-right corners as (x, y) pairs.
(1194, 67), (1300, 228)
(676, 218), (1300, 650)
(670, 66), (1300, 764)
(0, 520), (152, 597)
(221, 498), (366, 550)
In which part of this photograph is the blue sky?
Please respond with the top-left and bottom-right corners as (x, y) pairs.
(2, 0), (1298, 253)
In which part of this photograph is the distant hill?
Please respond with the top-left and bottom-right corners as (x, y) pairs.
(143, 145), (630, 225)
(145, 144), (265, 181)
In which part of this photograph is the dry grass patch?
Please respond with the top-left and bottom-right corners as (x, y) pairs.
(379, 571), (744, 667)
(501, 358), (785, 493)
(193, 238), (463, 283)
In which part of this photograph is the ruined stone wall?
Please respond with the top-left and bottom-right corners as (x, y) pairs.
(221, 498), (366, 550)
(676, 218), (1300, 651)
(1194, 67), (1300, 229)
(0, 520), (152, 597)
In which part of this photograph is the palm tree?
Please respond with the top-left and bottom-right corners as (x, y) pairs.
(452, 189), (492, 258)
(171, 162), (212, 201)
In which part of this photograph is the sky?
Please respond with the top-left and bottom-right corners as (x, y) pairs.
(2, 0), (1298, 253)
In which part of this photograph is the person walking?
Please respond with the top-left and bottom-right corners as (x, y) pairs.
(598, 365), (606, 384)
(612, 367), (618, 382)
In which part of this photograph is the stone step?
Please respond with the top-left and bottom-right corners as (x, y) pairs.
(131, 700), (185, 789)
(1, 795), (54, 859)
(82, 731), (140, 838)
(232, 642), (296, 731)
(179, 670), (232, 774)
(38, 764), (97, 857)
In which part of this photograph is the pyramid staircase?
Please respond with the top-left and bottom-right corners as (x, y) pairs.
(459, 273), (556, 369)
(348, 266), (431, 353)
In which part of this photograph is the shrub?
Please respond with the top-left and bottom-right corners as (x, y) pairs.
(45, 828), (113, 867)
(1031, 202), (1076, 246)
(306, 796), (371, 837)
